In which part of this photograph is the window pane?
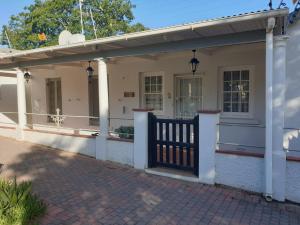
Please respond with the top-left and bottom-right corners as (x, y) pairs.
(145, 84), (150, 93)
(232, 71), (240, 80)
(143, 75), (163, 111)
(232, 103), (239, 112)
(224, 93), (231, 102)
(224, 82), (231, 91)
(241, 92), (249, 103)
(151, 85), (156, 92)
(157, 84), (162, 92)
(232, 92), (239, 102)
(145, 77), (150, 85)
(232, 81), (239, 91)
(241, 70), (249, 80)
(241, 81), (249, 91)
(223, 103), (231, 112)
(151, 76), (156, 84)
(157, 76), (162, 84)
(241, 103), (249, 112)
(224, 72), (231, 81)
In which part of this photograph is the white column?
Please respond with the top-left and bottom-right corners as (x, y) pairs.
(95, 58), (109, 160)
(272, 35), (289, 202)
(265, 17), (275, 200)
(133, 109), (150, 169)
(16, 70), (27, 140)
(198, 110), (220, 184)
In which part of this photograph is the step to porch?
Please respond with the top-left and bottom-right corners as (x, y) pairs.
(145, 167), (199, 183)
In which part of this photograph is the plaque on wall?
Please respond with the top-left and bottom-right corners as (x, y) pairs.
(124, 92), (135, 98)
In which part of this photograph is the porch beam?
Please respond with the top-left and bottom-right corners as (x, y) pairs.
(0, 30), (265, 70)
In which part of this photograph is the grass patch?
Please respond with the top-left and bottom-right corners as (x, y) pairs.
(0, 178), (46, 225)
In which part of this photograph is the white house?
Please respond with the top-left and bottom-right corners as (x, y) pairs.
(0, 8), (300, 203)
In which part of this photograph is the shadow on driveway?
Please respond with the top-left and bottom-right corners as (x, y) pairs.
(0, 136), (300, 225)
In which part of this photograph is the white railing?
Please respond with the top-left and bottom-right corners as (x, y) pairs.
(25, 111), (100, 136)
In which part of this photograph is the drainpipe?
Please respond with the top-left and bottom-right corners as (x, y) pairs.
(265, 17), (275, 201)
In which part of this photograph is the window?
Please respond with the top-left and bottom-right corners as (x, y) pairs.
(88, 77), (99, 125)
(46, 78), (62, 120)
(141, 72), (163, 111)
(221, 67), (253, 116)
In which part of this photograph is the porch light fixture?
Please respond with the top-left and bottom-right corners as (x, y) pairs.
(24, 69), (31, 83)
(86, 61), (94, 79)
(189, 49), (199, 75)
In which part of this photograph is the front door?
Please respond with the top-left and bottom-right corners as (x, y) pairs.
(175, 76), (202, 119)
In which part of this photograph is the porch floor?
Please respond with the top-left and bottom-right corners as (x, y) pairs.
(0, 136), (300, 225)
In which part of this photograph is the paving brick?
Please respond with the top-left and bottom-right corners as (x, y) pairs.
(0, 136), (299, 225)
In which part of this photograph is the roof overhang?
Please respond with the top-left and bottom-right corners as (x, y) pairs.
(0, 8), (289, 70)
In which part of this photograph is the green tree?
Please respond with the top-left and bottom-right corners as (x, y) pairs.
(1, 0), (146, 50)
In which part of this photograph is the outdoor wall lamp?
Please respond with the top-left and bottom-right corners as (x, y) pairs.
(24, 69), (31, 83)
(190, 49), (199, 75)
(86, 61), (94, 80)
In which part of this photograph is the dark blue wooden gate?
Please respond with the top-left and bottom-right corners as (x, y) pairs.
(148, 113), (199, 176)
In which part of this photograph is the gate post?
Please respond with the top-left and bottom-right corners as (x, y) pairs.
(133, 109), (153, 170)
(198, 110), (220, 185)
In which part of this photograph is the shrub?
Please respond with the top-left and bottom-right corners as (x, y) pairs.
(0, 178), (46, 225)
(115, 126), (134, 139)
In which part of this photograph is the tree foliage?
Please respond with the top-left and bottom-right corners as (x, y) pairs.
(1, 0), (146, 50)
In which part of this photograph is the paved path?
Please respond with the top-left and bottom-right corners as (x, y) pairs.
(0, 137), (300, 225)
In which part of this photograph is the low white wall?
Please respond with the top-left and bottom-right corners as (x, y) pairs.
(24, 130), (96, 157)
(0, 127), (17, 139)
(215, 153), (264, 193)
(107, 139), (133, 166)
(286, 160), (300, 203)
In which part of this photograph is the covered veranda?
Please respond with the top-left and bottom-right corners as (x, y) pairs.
(0, 8), (294, 202)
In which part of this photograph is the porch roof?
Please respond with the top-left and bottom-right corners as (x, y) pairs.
(0, 8), (288, 70)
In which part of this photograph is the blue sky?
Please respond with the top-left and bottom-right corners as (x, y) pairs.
(0, 0), (295, 29)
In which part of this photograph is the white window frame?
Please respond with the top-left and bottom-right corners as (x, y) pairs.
(140, 71), (165, 114)
(219, 65), (255, 119)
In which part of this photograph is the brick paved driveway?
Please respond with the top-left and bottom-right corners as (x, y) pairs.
(0, 137), (300, 225)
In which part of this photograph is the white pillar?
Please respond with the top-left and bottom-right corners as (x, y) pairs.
(133, 109), (151, 169)
(95, 58), (109, 160)
(16, 70), (27, 140)
(272, 35), (289, 202)
(265, 17), (275, 199)
(198, 110), (220, 184)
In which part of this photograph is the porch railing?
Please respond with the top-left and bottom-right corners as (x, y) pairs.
(23, 112), (135, 140)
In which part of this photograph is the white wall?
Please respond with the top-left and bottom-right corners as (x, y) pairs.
(0, 127), (17, 139)
(0, 76), (18, 124)
(109, 44), (266, 149)
(30, 66), (91, 129)
(107, 140), (133, 166)
(24, 130), (96, 157)
(215, 153), (264, 193)
(286, 160), (300, 203)
(285, 19), (300, 154)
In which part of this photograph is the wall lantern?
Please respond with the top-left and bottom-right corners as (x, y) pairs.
(189, 49), (199, 75)
(24, 69), (31, 83)
(86, 61), (94, 80)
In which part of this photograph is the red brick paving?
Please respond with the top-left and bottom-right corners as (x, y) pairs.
(0, 136), (300, 225)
